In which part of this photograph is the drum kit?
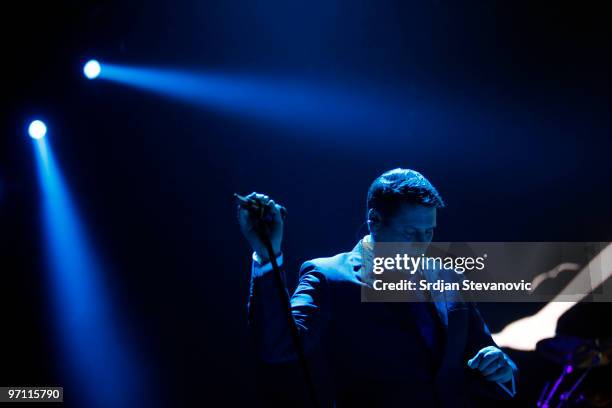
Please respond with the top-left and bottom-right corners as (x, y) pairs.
(536, 336), (612, 407)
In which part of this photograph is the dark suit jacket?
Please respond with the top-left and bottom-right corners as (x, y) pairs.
(248, 239), (518, 407)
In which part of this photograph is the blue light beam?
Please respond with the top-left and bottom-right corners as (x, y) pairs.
(32, 136), (149, 408)
(98, 64), (418, 139)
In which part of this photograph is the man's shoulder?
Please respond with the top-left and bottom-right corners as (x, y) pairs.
(299, 250), (359, 282)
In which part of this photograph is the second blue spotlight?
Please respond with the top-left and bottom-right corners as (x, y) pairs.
(83, 60), (101, 80)
(28, 120), (47, 139)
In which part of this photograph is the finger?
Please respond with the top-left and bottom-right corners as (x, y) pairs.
(237, 206), (249, 220)
(478, 350), (502, 372)
(268, 200), (278, 214)
(270, 203), (284, 218)
(477, 350), (500, 371)
(250, 192), (266, 203)
(238, 204), (254, 214)
(484, 368), (511, 383)
(237, 209), (257, 231)
(467, 355), (479, 369)
(467, 349), (486, 369)
(275, 203), (284, 217)
(481, 356), (505, 376)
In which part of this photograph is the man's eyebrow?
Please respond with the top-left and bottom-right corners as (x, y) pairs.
(405, 225), (436, 230)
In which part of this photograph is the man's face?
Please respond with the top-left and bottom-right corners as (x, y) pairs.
(372, 203), (437, 252)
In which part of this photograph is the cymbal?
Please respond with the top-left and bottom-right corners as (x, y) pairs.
(536, 336), (612, 368)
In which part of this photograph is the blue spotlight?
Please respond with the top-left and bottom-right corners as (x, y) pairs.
(83, 59), (101, 79)
(28, 120), (47, 139)
(32, 137), (150, 407)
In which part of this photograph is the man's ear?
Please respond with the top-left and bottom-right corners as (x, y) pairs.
(367, 209), (383, 233)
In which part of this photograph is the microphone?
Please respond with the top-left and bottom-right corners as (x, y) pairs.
(234, 193), (288, 220)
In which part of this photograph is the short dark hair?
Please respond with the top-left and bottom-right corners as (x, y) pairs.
(367, 168), (445, 219)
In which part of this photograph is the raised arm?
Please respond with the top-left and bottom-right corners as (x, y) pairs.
(238, 192), (329, 363)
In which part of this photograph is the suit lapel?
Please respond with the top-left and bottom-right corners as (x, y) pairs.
(422, 266), (449, 328)
(435, 271), (469, 372)
(349, 237), (470, 404)
(349, 237), (452, 334)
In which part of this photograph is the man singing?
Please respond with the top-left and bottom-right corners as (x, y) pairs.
(238, 168), (518, 407)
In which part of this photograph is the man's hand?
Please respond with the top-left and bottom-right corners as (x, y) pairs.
(467, 346), (514, 384)
(237, 192), (283, 264)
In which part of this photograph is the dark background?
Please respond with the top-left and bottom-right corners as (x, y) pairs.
(2, 0), (611, 406)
